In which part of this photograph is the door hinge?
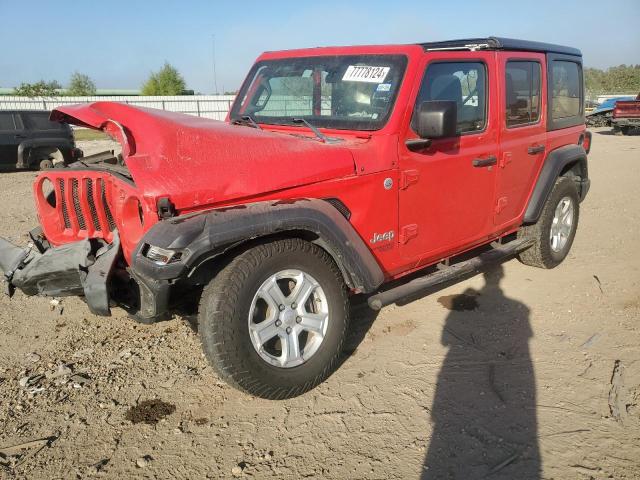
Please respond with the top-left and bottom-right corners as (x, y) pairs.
(495, 196), (508, 214)
(400, 170), (419, 190)
(400, 224), (419, 244)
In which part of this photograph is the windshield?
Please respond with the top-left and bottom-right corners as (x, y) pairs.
(230, 55), (408, 131)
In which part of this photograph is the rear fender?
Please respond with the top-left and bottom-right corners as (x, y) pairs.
(17, 138), (75, 168)
(524, 144), (589, 224)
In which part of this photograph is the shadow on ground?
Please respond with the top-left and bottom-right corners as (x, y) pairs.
(595, 127), (640, 136)
(422, 265), (540, 479)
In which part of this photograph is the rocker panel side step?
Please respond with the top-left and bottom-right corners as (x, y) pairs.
(367, 238), (534, 311)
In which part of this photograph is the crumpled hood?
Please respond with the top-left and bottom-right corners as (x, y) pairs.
(51, 102), (356, 210)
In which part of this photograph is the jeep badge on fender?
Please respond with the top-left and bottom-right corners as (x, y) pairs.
(0, 37), (590, 399)
(370, 231), (395, 244)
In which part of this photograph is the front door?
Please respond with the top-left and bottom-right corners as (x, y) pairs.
(494, 52), (547, 228)
(399, 52), (498, 265)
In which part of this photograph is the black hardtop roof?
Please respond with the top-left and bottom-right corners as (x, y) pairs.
(419, 37), (581, 57)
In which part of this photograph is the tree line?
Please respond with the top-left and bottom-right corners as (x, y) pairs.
(11, 63), (640, 98)
(12, 62), (187, 97)
(584, 64), (640, 95)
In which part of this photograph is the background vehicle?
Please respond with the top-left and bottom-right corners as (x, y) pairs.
(0, 37), (590, 399)
(585, 96), (635, 127)
(611, 93), (640, 135)
(0, 110), (80, 170)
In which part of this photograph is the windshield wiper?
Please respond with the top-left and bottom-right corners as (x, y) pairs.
(232, 115), (262, 130)
(291, 118), (331, 143)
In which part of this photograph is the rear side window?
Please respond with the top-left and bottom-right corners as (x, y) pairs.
(414, 61), (487, 134)
(550, 61), (581, 119)
(506, 61), (541, 127)
(0, 113), (18, 130)
(28, 113), (64, 130)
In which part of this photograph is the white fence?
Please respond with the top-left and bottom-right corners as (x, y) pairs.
(0, 95), (236, 121)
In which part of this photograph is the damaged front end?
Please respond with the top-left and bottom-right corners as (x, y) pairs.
(0, 230), (121, 316)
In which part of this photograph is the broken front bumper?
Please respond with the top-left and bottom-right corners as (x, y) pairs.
(0, 231), (120, 316)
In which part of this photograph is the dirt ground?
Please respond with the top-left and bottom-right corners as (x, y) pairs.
(0, 130), (639, 479)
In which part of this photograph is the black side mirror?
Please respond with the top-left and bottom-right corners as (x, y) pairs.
(406, 100), (457, 151)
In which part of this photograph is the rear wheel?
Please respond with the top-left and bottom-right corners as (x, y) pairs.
(518, 176), (580, 269)
(198, 238), (349, 399)
(39, 159), (54, 170)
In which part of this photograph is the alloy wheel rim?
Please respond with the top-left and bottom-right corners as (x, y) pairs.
(550, 196), (574, 253)
(248, 269), (329, 368)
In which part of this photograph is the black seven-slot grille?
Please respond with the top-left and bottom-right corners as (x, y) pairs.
(57, 177), (116, 233)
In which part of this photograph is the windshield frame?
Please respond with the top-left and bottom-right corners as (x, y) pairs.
(230, 54), (409, 132)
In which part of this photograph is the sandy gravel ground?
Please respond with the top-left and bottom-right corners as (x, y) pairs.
(0, 131), (639, 479)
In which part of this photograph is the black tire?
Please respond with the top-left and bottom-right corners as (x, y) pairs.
(198, 238), (349, 399)
(517, 176), (580, 269)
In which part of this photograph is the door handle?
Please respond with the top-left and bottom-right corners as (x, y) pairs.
(14, 134), (27, 139)
(527, 144), (545, 155)
(472, 155), (497, 167)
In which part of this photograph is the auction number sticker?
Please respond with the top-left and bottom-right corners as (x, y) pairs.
(342, 65), (390, 83)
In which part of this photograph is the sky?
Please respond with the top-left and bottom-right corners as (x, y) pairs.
(1, 0), (638, 94)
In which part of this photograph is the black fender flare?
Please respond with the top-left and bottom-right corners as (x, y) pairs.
(131, 199), (385, 294)
(16, 138), (74, 168)
(523, 144), (590, 224)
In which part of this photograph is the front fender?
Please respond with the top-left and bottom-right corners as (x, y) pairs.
(130, 199), (385, 294)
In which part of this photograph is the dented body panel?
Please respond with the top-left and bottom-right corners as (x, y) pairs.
(51, 103), (357, 210)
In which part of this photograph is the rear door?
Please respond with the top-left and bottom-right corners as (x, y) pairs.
(398, 51), (499, 265)
(0, 113), (26, 166)
(494, 52), (547, 229)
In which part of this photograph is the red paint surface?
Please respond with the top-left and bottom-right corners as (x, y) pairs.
(39, 44), (585, 276)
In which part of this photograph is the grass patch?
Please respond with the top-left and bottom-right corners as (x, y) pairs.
(73, 128), (110, 141)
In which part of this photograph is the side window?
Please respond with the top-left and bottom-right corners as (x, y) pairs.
(505, 61), (541, 127)
(27, 113), (64, 130)
(0, 113), (17, 130)
(413, 62), (486, 134)
(551, 61), (581, 119)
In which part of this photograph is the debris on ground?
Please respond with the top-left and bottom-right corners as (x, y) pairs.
(125, 400), (176, 425)
(69, 373), (92, 388)
(46, 363), (72, 381)
(608, 360), (627, 424)
(437, 293), (479, 311)
(89, 458), (110, 474)
(232, 461), (248, 476)
(592, 275), (604, 293)
(580, 333), (601, 349)
(18, 374), (44, 389)
(0, 436), (57, 468)
(136, 455), (153, 468)
(24, 353), (41, 364)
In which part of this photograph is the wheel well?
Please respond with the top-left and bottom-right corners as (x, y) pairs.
(186, 230), (352, 290)
(28, 146), (63, 165)
(560, 159), (586, 196)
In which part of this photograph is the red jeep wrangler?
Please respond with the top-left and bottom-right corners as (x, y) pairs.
(0, 37), (590, 399)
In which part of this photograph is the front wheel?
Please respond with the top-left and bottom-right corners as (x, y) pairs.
(518, 176), (580, 269)
(198, 238), (349, 399)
